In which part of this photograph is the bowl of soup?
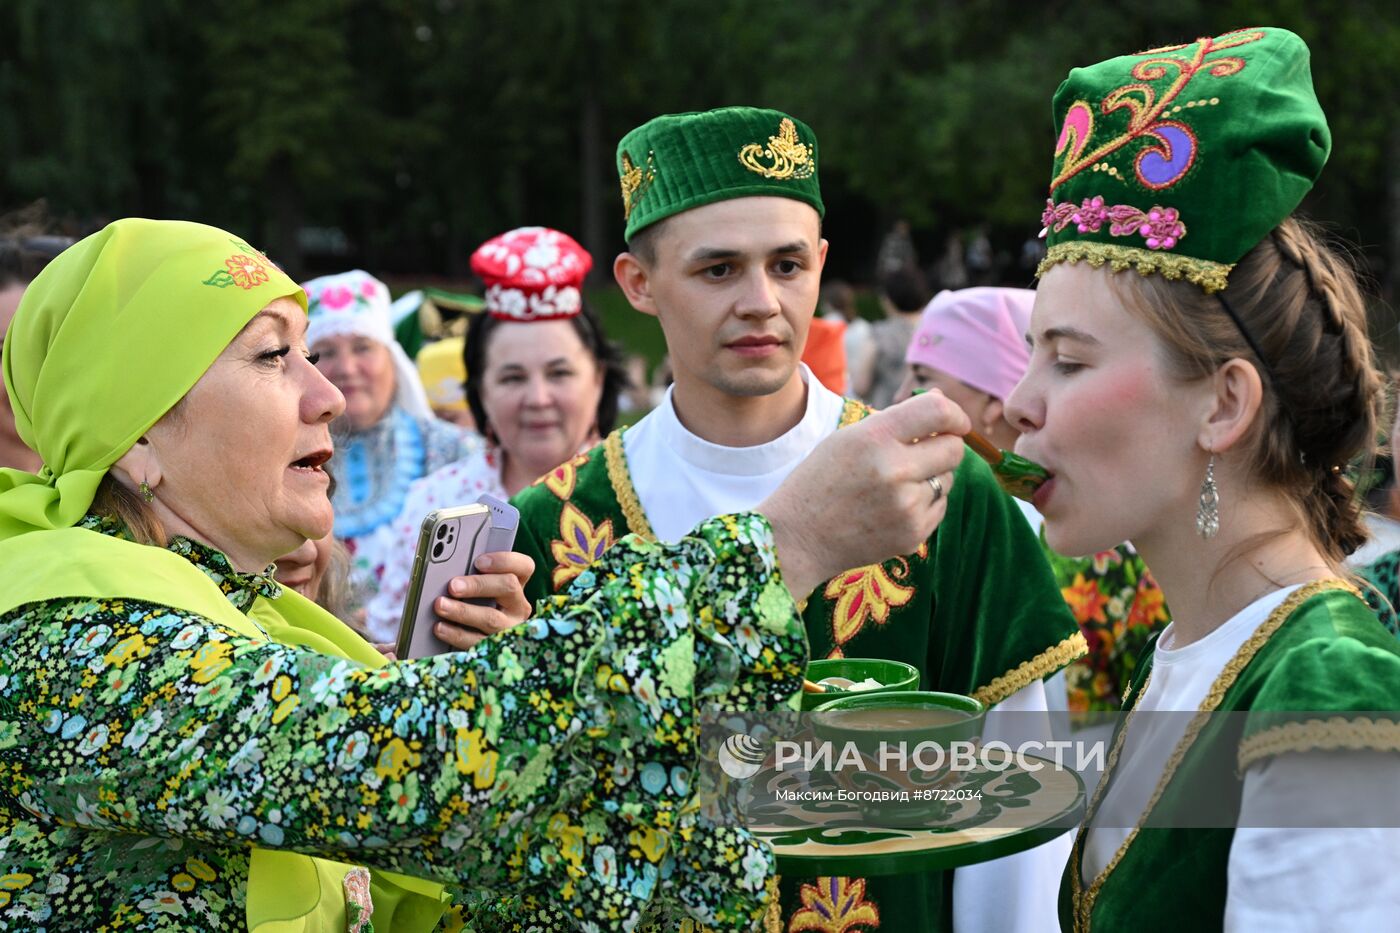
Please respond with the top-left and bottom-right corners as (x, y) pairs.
(811, 690), (985, 749)
(808, 691), (987, 827)
(801, 658), (920, 711)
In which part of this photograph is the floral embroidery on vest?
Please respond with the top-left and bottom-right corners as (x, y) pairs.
(824, 561), (914, 646)
(549, 503), (615, 589)
(823, 541), (927, 650)
(787, 876), (880, 931)
(536, 452), (592, 500)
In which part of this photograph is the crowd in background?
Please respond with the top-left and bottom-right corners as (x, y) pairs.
(4, 203), (1398, 715)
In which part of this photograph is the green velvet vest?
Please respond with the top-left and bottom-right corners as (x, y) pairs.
(1061, 581), (1400, 932)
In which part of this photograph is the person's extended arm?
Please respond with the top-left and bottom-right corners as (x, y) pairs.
(5, 513), (803, 930)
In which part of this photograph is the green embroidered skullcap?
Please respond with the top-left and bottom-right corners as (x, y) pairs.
(1037, 28), (1330, 293)
(0, 218), (305, 539)
(617, 106), (824, 240)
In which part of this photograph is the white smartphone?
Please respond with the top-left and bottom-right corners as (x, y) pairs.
(395, 494), (520, 658)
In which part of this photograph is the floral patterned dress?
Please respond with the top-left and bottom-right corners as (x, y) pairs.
(1040, 535), (1170, 712)
(1357, 548), (1400, 635)
(0, 512), (806, 931)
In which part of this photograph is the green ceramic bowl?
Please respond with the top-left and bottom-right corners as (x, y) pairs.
(809, 691), (988, 828)
(802, 658), (920, 711)
(811, 690), (986, 750)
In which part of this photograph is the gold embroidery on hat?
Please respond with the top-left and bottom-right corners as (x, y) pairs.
(620, 151), (655, 221)
(738, 118), (814, 180)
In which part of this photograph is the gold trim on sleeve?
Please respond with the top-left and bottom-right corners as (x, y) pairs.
(765, 874), (783, 933)
(1069, 578), (1360, 931)
(971, 631), (1088, 707)
(603, 429), (657, 542)
(838, 397), (873, 426)
(1237, 716), (1400, 772)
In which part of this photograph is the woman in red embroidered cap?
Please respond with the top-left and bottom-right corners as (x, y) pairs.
(365, 227), (629, 645)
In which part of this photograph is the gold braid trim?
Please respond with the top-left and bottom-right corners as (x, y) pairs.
(971, 631), (1087, 707)
(838, 396), (873, 426)
(1238, 716), (1400, 772)
(1038, 242), (1234, 294)
(1071, 578), (1360, 931)
(603, 429), (657, 542)
(765, 874), (783, 933)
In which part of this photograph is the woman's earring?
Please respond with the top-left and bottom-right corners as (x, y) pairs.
(139, 480), (155, 503)
(1196, 454), (1219, 539)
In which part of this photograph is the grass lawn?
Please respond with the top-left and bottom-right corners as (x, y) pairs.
(588, 285), (667, 375)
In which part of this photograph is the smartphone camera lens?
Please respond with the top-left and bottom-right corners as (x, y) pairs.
(436, 525), (448, 540)
(432, 542), (444, 560)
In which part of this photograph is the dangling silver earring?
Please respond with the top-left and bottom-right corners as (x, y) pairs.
(139, 481), (155, 503)
(1196, 454), (1219, 539)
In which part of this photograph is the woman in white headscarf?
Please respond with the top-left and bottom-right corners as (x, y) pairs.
(303, 270), (479, 604)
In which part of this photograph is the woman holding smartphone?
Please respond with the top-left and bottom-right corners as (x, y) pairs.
(366, 227), (629, 647)
(0, 217), (969, 931)
(1008, 28), (1400, 930)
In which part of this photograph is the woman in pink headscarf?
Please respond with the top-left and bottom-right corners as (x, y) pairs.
(894, 286), (1033, 451)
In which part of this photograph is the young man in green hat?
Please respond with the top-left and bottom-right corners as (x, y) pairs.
(511, 106), (1085, 931)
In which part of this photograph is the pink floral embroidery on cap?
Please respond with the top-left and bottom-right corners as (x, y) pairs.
(1040, 196), (1187, 251)
(1074, 196), (1107, 233)
(1139, 206), (1185, 250)
(319, 285), (356, 310)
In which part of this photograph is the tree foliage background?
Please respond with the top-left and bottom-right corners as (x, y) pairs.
(2, 0), (1397, 315)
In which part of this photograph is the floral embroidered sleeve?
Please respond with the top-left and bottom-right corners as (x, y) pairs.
(0, 512), (806, 931)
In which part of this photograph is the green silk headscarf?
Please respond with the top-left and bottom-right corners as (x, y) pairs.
(0, 217), (305, 538)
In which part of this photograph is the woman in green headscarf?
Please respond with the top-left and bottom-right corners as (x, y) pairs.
(0, 219), (971, 931)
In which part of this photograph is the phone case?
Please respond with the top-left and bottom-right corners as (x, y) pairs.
(395, 496), (520, 659)
(396, 505), (491, 659)
(472, 493), (520, 595)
